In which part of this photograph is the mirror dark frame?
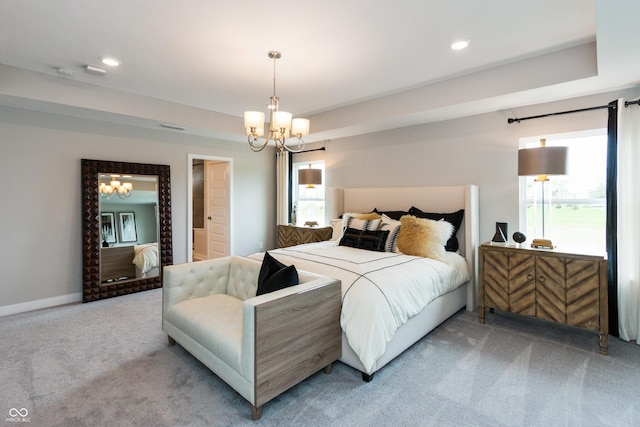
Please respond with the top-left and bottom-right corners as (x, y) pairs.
(81, 159), (173, 302)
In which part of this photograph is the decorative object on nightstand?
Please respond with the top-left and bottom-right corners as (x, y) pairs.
(531, 238), (554, 249)
(478, 242), (608, 355)
(513, 231), (526, 244)
(491, 222), (508, 243)
(518, 138), (568, 249)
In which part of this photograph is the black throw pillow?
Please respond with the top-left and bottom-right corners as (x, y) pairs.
(408, 207), (464, 252)
(256, 252), (299, 296)
(373, 208), (410, 221)
(259, 264), (299, 296)
(258, 252), (285, 287)
(339, 227), (390, 252)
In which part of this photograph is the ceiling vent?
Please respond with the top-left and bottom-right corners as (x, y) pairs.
(84, 65), (106, 75)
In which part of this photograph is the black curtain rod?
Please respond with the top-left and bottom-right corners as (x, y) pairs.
(275, 146), (326, 157)
(294, 147), (326, 154)
(507, 104), (609, 124)
(507, 99), (639, 124)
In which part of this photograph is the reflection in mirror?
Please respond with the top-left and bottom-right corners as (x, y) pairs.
(81, 159), (172, 302)
(99, 174), (160, 285)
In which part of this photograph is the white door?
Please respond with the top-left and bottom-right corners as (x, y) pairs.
(205, 161), (230, 259)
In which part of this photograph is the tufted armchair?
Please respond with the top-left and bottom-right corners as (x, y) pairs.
(162, 256), (341, 420)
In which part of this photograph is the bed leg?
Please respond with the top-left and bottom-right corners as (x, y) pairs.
(323, 363), (333, 374)
(167, 336), (176, 346)
(251, 404), (262, 420)
(362, 372), (374, 382)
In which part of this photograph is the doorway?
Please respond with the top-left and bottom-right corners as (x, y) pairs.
(187, 154), (233, 262)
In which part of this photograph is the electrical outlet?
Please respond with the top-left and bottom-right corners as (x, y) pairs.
(258, 242), (264, 250)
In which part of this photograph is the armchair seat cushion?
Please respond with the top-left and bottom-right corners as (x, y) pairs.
(166, 294), (243, 373)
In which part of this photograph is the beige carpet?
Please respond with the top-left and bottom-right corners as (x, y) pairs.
(1, 288), (639, 426)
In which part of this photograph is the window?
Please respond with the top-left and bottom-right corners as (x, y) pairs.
(520, 130), (606, 253)
(292, 161), (325, 226)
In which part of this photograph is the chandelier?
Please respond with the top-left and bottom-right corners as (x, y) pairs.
(99, 176), (133, 200)
(244, 51), (310, 153)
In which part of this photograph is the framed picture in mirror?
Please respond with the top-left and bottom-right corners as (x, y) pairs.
(119, 212), (138, 242)
(101, 212), (117, 244)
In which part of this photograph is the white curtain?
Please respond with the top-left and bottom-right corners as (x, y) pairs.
(617, 98), (640, 343)
(276, 150), (290, 225)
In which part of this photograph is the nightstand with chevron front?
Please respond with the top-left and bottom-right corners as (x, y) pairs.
(276, 224), (333, 248)
(478, 242), (609, 354)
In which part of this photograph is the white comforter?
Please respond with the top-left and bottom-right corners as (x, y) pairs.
(132, 243), (158, 274)
(249, 241), (469, 373)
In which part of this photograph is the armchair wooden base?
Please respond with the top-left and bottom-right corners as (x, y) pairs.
(252, 281), (342, 419)
(250, 362), (334, 420)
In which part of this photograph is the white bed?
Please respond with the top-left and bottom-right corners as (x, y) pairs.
(253, 185), (479, 381)
(133, 242), (160, 278)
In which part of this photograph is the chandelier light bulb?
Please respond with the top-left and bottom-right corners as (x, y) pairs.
(273, 111), (292, 130)
(244, 111), (265, 128)
(291, 118), (310, 137)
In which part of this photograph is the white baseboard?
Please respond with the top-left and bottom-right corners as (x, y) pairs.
(0, 292), (83, 317)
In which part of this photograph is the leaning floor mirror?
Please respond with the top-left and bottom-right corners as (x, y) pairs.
(81, 159), (173, 302)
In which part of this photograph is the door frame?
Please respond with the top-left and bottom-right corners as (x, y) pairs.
(187, 154), (234, 262)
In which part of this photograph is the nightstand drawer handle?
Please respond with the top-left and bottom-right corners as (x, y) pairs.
(539, 276), (546, 282)
(527, 274), (533, 280)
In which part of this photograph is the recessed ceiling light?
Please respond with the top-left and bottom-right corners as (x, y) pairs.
(100, 57), (121, 67)
(450, 40), (470, 50)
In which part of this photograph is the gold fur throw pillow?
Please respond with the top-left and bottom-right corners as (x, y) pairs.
(397, 215), (454, 261)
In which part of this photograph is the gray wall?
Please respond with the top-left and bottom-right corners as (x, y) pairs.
(318, 87), (640, 245)
(0, 105), (275, 311)
(2, 86), (639, 313)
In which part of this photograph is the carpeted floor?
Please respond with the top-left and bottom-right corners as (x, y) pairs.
(1, 288), (639, 426)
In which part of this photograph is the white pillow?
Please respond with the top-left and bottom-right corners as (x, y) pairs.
(342, 214), (381, 233)
(332, 213), (383, 240)
(379, 214), (402, 253)
(330, 219), (344, 241)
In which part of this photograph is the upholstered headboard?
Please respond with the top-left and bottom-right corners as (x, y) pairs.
(333, 185), (479, 309)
